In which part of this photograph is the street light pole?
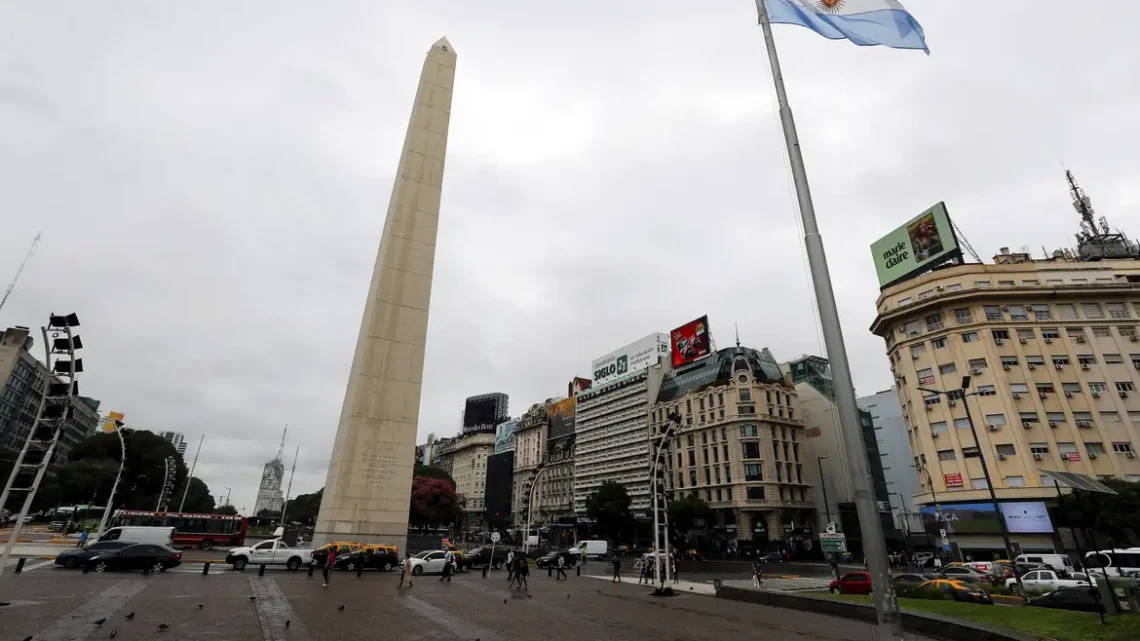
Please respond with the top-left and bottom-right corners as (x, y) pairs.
(920, 377), (1025, 596)
(816, 455), (838, 580)
(649, 412), (681, 594)
(223, 487), (232, 508)
(96, 425), (126, 537)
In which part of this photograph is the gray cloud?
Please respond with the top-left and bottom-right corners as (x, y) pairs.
(2, 1), (1137, 510)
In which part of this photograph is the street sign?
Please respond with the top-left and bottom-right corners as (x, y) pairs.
(820, 533), (847, 553)
(825, 522), (837, 535)
(491, 532), (501, 543)
(939, 528), (947, 538)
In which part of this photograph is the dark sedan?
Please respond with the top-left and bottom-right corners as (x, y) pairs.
(86, 544), (182, 573)
(1029, 587), (1104, 613)
(535, 551), (578, 569)
(55, 541), (131, 569)
(758, 552), (786, 564)
(465, 546), (511, 569)
(334, 547), (400, 572)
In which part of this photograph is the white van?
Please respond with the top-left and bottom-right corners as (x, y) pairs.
(97, 526), (175, 547)
(1014, 553), (1074, 573)
(1083, 548), (1140, 577)
(569, 540), (609, 560)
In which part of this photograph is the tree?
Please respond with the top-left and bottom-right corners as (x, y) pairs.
(214, 504), (238, 516)
(286, 488), (322, 525)
(256, 508), (282, 519)
(178, 477), (216, 513)
(413, 463), (455, 486)
(585, 481), (633, 543)
(55, 458), (120, 506)
(409, 476), (462, 529)
(67, 430), (187, 511)
(1053, 479), (1140, 546)
(668, 494), (711, 541)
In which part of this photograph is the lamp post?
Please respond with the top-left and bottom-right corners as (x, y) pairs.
(913, 463), (947, 558)
(816, 455), (838, 580)
(889, 491), (913, 564)
(96, 420), (127, 537)
(649, 411), (682, 595)
(919, 375), (1025, 596)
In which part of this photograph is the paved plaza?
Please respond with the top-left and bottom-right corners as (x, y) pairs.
(1, 566), (919, 641)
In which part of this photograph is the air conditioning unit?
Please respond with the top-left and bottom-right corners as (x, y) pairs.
(912, 353), (920, 360)
(1012, 392), (1021, 399)
(1056, 364), (1065, 370)
(1040, 392), (1048, 399)
(972, 368), (982, 375)
(1077, 421), (1090, 428)
(1028, 364), (1036, 370)
(1077, 336), (1087, 343)
(1061, 452), (1071, 461)
(1034, 453), (1044, 460)
(935, 285), (945, 291)
(1002, 364), (1011, 371)
(1127, 452), (1136, 459)
(1091, 391), (1101, 398)
(1089, 452), (1098, 459)
(1122, 391), (1130, 398)
(948, 400), (957, 407)
(998, 453), (1007, 460)
(1129, 334), (1138, 342)
(1079, 363), (1090, 370)
(988, 424), (999, 432)
(1002, 306), (1010, 311)
(925, 404), (933, 411)
(1022, 421), (1032, 428)
(1019, 338), (1028, 344)
(932, 432), (940, 439)
(1026, 306), (1035, 312)
(1048, 421), (1057, 427)
(1044, 338), (1053, 344)
(1065, 391), (1074, 398)
(995, 338), (1004, 345)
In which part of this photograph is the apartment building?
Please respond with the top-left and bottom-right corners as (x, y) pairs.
(512, 403), (548, 524)
(446, 431), (496, 519)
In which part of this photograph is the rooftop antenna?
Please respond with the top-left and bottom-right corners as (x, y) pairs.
(950, 221), (982, 263)
(275, 425), (287, 463)
(1066, 168), (1098, 237)
(734, 323), (741, 348)
(0, 231), (42, 316)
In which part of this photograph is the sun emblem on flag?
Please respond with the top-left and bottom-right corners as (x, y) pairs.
(816, 0), (846, 13)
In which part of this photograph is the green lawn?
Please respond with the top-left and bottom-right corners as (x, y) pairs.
(803, 592), (1140, 641)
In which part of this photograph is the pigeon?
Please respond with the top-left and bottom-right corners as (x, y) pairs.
(125, 612), (135, 620)
(158, 624), (169, 631)
(94, 618), (107, 626)
(196, 604), (204, 610)
(249, 596), (257, 601)
(110, 630), (117, 638)
(337, 604), (345, 612)
(502, 599), (507, 604)
(285, 620), (291, 629)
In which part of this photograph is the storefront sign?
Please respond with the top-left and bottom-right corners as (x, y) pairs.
(944, 473), (964, 488)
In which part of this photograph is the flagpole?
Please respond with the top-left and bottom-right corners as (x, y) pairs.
(754, 2), (903, 637)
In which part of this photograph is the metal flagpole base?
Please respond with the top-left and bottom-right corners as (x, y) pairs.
(651, 587), (675, 597)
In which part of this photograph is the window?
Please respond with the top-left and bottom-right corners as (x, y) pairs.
(939, 363), (957, 375)
(1018, 412), (1039, 424)
(918, 289), (935, 300)
(1133, 354), (1140, 369)
(996, 444), (1016, 456)
(986, 414), (1007, 427)
(1045, 412), (1065, 424)
(898, 297), (912, 307)
(690, 470), (698, 486)
(1026, 355), (1046, 366)
(742, 442), (761, 459)
(1037, 382), (1056, 394)
(1086, 442), (1105, 456)
(1082, 303), (1105, 319)
(1062, 382), (1082, 394)
(1000, 356), (1019, 367)
(1101, 411), (1122, 423)
(925, 337), (946, 351)
(1072, 411), (1093, 423)
(954, 308), (972, 324)
(917, 367), (934, 382)
(747, 487), (765, 500)
(744, 463), (763, 481)
(1117, 381), (1136, 392)
(1009, 305), (1028, 321)
(740, 388), (752, 401)
(962, 448), (981, 459)
(1077, 354), (1097, 365)
(926, 313), (944, 331)
(984, 305), (1003, 320)
(1041, 328), (1060, 340)
(1057, 304), (1078, 320)
(931, 421), (948, 435)
(1092, 326), (1112, 337)
(977, 385), (997, 396)
(962, 332), (979, 343)
(905, 320), (921, 336)
(1131, 411), (1140, 423)
(946, 283), (964, 292)
(1108, 302), (1130, 319)
(740, 425), (758, 438)
(998, 280), (1016, 287)
(968, 358), (987, 371)
(1089, 382), (1109, 393)
(971, 478), (990, 490)
(976, 280), (992, 287)
(1010, 383), (1030, 394)
(992, 329), (1011, 340)
(1052, 355), (1070, 366)
(1105, 353), (1124, 364)
(1034, 307), (1053, 321)
(954, 418), (971, 429)
(937, 449), (956, 461)
(1112, 442), (1134, 454)
(1005, 476), (1026, 488)
(1029, 443), (1050, 455)
(1066, 327), (1086, 338)
(1058, 442), (1079, 456)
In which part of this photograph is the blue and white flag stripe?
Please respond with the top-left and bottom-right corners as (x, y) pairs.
(763, 0), (929, 52)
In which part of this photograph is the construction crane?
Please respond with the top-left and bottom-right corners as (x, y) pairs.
(0, 231), (41, 315)
(951, 220), (982, 263)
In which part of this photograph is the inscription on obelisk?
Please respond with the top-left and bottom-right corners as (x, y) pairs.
(313, 37), (456, 550)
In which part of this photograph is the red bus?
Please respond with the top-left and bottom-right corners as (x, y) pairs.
(111, 510), (247, 550)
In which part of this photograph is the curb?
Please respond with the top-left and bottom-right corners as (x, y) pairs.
(715, 585), (1042, 641)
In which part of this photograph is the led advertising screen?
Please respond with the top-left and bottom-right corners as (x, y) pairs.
(869, 202), (962, 288)
(919, 501), (1054, 535)
(670, 315), (712, 368)
(1000, 502), (1054, 534)
(546, 397), (576, 440)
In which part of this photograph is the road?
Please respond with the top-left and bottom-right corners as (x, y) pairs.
(0, 565), (935, 641)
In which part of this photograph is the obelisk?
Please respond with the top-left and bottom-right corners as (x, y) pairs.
(313, 37), (456, 550)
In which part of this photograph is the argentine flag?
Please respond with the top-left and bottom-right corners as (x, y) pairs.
(763, 0), (929, 52)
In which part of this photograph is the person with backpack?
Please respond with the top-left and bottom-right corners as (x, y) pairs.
(556, 554), (568, 580)
(514, 555), (529, 590)
(611, 556), (622, 583)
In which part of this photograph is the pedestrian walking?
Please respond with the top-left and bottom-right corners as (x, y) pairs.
(611, 557), (621, 583)
(323, 549), (336, 587)
(933, 556), (943, 570)
(77, 529), (89, 548)
(556, 554), (567, 580)
(751, 561), (763, 588)
(507, 550), (515, 582)
(670, 552), (679, 584)
(638, 558), (648, 584)
(514, 556), (529, 590)
(440, 549), (454, 582)
(398, 552), (413, 588)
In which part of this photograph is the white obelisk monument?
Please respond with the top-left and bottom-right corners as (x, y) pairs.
(314, 37), (456, 550)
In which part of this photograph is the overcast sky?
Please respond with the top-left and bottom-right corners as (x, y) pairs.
(2, 1), (1137, 511)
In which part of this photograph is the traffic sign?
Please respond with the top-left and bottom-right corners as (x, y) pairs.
(491, 532), (501, 543)
(825, 522), (837, 535)
(938, 528), (947, 538)
(819, 532), (847, 553)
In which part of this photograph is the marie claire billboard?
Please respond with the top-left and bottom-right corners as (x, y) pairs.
(869, 202), (962, 288)
(670, 315), (712, 368)
(591, 333), (670, 385)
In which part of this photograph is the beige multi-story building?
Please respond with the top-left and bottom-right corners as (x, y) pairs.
(652, 345), (813, 554)
(871, 252), (1140, 516)
(446, 431), (496, 518)
(512, 403), (548, 525)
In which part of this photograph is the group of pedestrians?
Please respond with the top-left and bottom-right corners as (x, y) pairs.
(505, 550), (529, 590)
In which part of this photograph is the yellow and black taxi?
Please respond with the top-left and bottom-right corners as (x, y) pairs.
(310, 541), (359, 565)
(333, 544), (400, 572)
(914, 579), (993, 605)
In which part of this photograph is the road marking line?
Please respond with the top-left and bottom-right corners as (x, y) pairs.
(248, 576), (313, 641)
(33, 579), (147, 641)
(23, 560), (55, 571)
(399, 592), (505, 641)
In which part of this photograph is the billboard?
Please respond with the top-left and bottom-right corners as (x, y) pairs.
(463, 393), (508, 430)
(670, 315), (712, 368)
(547, 397), (576, 440)
(918, 501), (1054, 535)
(869, 202), (961, 288)
(494, 419), (519, 454)
(590, 333), (670, 385)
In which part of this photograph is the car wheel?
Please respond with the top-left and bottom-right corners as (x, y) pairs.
(830, 586), (839, 594)
(152, 562), (167, 574)
(287, 558), (301, 571)
(95, 561), (109, 573)
(199, 540), (213, 550)
(64, 558), (77, 569)
(233, 557), (248, 571)
(412, 565), (423, 576)
(382, 562), (393, 572)
(346, 562), (356, 572)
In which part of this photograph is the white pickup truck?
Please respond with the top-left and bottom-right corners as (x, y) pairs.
(1006, 569), (1089, 592)
(226, 537), (313, 571)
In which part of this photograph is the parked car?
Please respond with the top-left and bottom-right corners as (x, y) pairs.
(464, 546), (511, 569)
(758, 551), (786, 564)
(1028, 587), (1103, 613)
(405, 550), (451, 575)
(55, 541), (132, 569)
(227, 536), (312, 571)
(830, 572), (872, 595)
(1015, 553), (1076, 574)
(1006, 569), (1088, 592)
(893, 574), (929, 587)
(310, 541), (360, 566)
(536, 550), (578, 569)
(334, 545), (400, 572)
(85, 544), (182, 573)
(914, 579), (993, 604)
(938, 565), (991, 583)
(568, 540), (609, 560)
(96, 526), (175, 547)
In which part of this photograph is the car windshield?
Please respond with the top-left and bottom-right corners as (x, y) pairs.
(414, 551), (432, 559)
